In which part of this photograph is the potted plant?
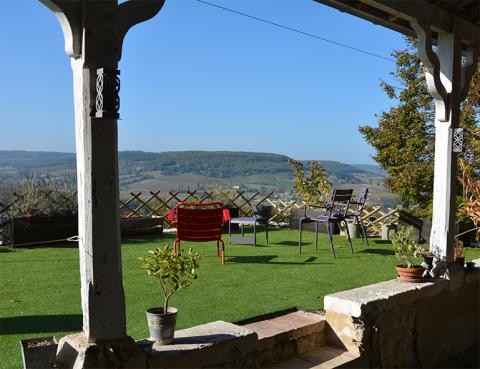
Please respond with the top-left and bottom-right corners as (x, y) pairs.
(20, 336), (57, 369)
(414, 246), (434, 272)
(454, 239), (465, 266)
(139, 245), (201, 344)
(340, 219), (361, 238)
(3, 175), (78, 246)
(381, 221), (397, 241)
(392, 226), (425, 283)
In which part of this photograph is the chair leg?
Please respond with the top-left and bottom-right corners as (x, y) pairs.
(355, 216), (365, 244)
(359, 217), (369, 246)
(314, 222), (318, 253)
(216, 240), (220, 256)
(299, 218), (304, 255)
(220, 239), (225, 264)
(174, 239), (180, 254)
(344, 220), (354, 255)
(254, 221), (257, 246)
(265, 222), (269, 244)
(241, 224), (244, 237)
(228, 220), (232, 244)
(326, 223), (336, 258)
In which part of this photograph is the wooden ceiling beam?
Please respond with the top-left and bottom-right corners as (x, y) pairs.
(314, 0), (479, 46)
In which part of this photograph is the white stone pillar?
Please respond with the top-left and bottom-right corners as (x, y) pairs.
(40, 0), (165, 344)
(411, 21), (478, 273)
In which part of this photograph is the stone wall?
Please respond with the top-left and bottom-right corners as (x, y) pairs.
(324, 259), (480, 368)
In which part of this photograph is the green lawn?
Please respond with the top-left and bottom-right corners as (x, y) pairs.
(1, 228), (479, 368)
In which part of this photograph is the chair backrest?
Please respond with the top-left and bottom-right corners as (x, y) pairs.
(326, 189), (353, 219)
(354, 188), (369, 212)
(252, 205), (273, 224)
(169, 202), (230, 242)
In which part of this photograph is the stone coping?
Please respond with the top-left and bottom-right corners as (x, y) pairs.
(241, 310), (324, 340)
(151, 321), (256, 354)
(325, 258), (480, 318)
(147, 321), (258, 368)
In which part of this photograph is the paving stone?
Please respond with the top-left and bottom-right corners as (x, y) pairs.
(243, 310), (324, 339)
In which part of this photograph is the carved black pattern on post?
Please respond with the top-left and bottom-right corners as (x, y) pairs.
(93, 68), (120, 119)
(452, 128), (464, 153)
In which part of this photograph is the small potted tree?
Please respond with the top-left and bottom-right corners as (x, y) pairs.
(392, 226), (425, 283)
(139, 245), (201, 344)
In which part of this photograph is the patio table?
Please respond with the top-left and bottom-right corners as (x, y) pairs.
(228, 217), (268, 245)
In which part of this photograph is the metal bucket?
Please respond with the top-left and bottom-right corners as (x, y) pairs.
(146, 307), (178, 344)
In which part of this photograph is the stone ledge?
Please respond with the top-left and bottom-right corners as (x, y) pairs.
(241, 310), (326, 367)
(325, 259), (480, 318)
(324, 279), (447, 318)
(147, 321), (257, 368)
(241, 310), (325, 340)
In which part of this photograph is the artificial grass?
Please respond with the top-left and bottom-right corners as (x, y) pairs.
(1, 228), (479, 368)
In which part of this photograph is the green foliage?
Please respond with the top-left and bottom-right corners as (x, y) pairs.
(359, 38), (480, 209)
(403, 204), (432, 219)
(391, 226), (421, 268)
(289, 159), (331, 205)
(139, 245), (201, 313)
(3, 175), (77, 217)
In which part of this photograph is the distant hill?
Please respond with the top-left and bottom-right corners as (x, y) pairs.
(0, 150), (396, 207)
(118, 150), (292, 178)
(0, 150), (76, 173)
(0, 149), (381, 183)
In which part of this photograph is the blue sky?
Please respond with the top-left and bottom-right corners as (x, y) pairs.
(0, 0), (407, 164)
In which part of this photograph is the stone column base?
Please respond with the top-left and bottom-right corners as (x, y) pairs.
(55, 332), (146, 369)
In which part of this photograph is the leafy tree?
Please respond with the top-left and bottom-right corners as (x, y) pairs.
(288, 159), (331, 205)
(139, 245), (201, 313)
(359, 38), (480, 212)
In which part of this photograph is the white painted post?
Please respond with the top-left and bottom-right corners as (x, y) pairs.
(71, 58), (126, 340)
(411, 21), (478, 274)
(39, 0), (165, 343)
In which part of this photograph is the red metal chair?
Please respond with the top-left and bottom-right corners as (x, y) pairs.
(168, 202), (231, 264)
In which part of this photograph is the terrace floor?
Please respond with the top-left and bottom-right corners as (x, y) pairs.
(1, 228), (479, 368)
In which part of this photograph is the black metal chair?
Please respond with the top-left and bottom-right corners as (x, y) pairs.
(229, 205), (273, 245)
(298, 189), (354, 258)
(347, 188), (370, 245)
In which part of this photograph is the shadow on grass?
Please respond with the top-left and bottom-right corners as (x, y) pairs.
(359, 248), (394, 256)
(0, 247), (15, 253)
(373, 240), (392, 245)
(0, 314), (82, 335)
(276, 241), (300, 246)
(123, 235), (171, 245)
(17, 243), (78, 249)
(227, 255), (325, 265)
(0, 258), (78, 263)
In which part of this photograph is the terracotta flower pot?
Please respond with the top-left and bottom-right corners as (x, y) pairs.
(395, 265), (426, 283)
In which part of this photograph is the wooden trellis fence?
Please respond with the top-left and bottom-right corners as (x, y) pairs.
(359, 206), (400, 236)
(119, 190), (283, 227)
(1, 189), (400, 238)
